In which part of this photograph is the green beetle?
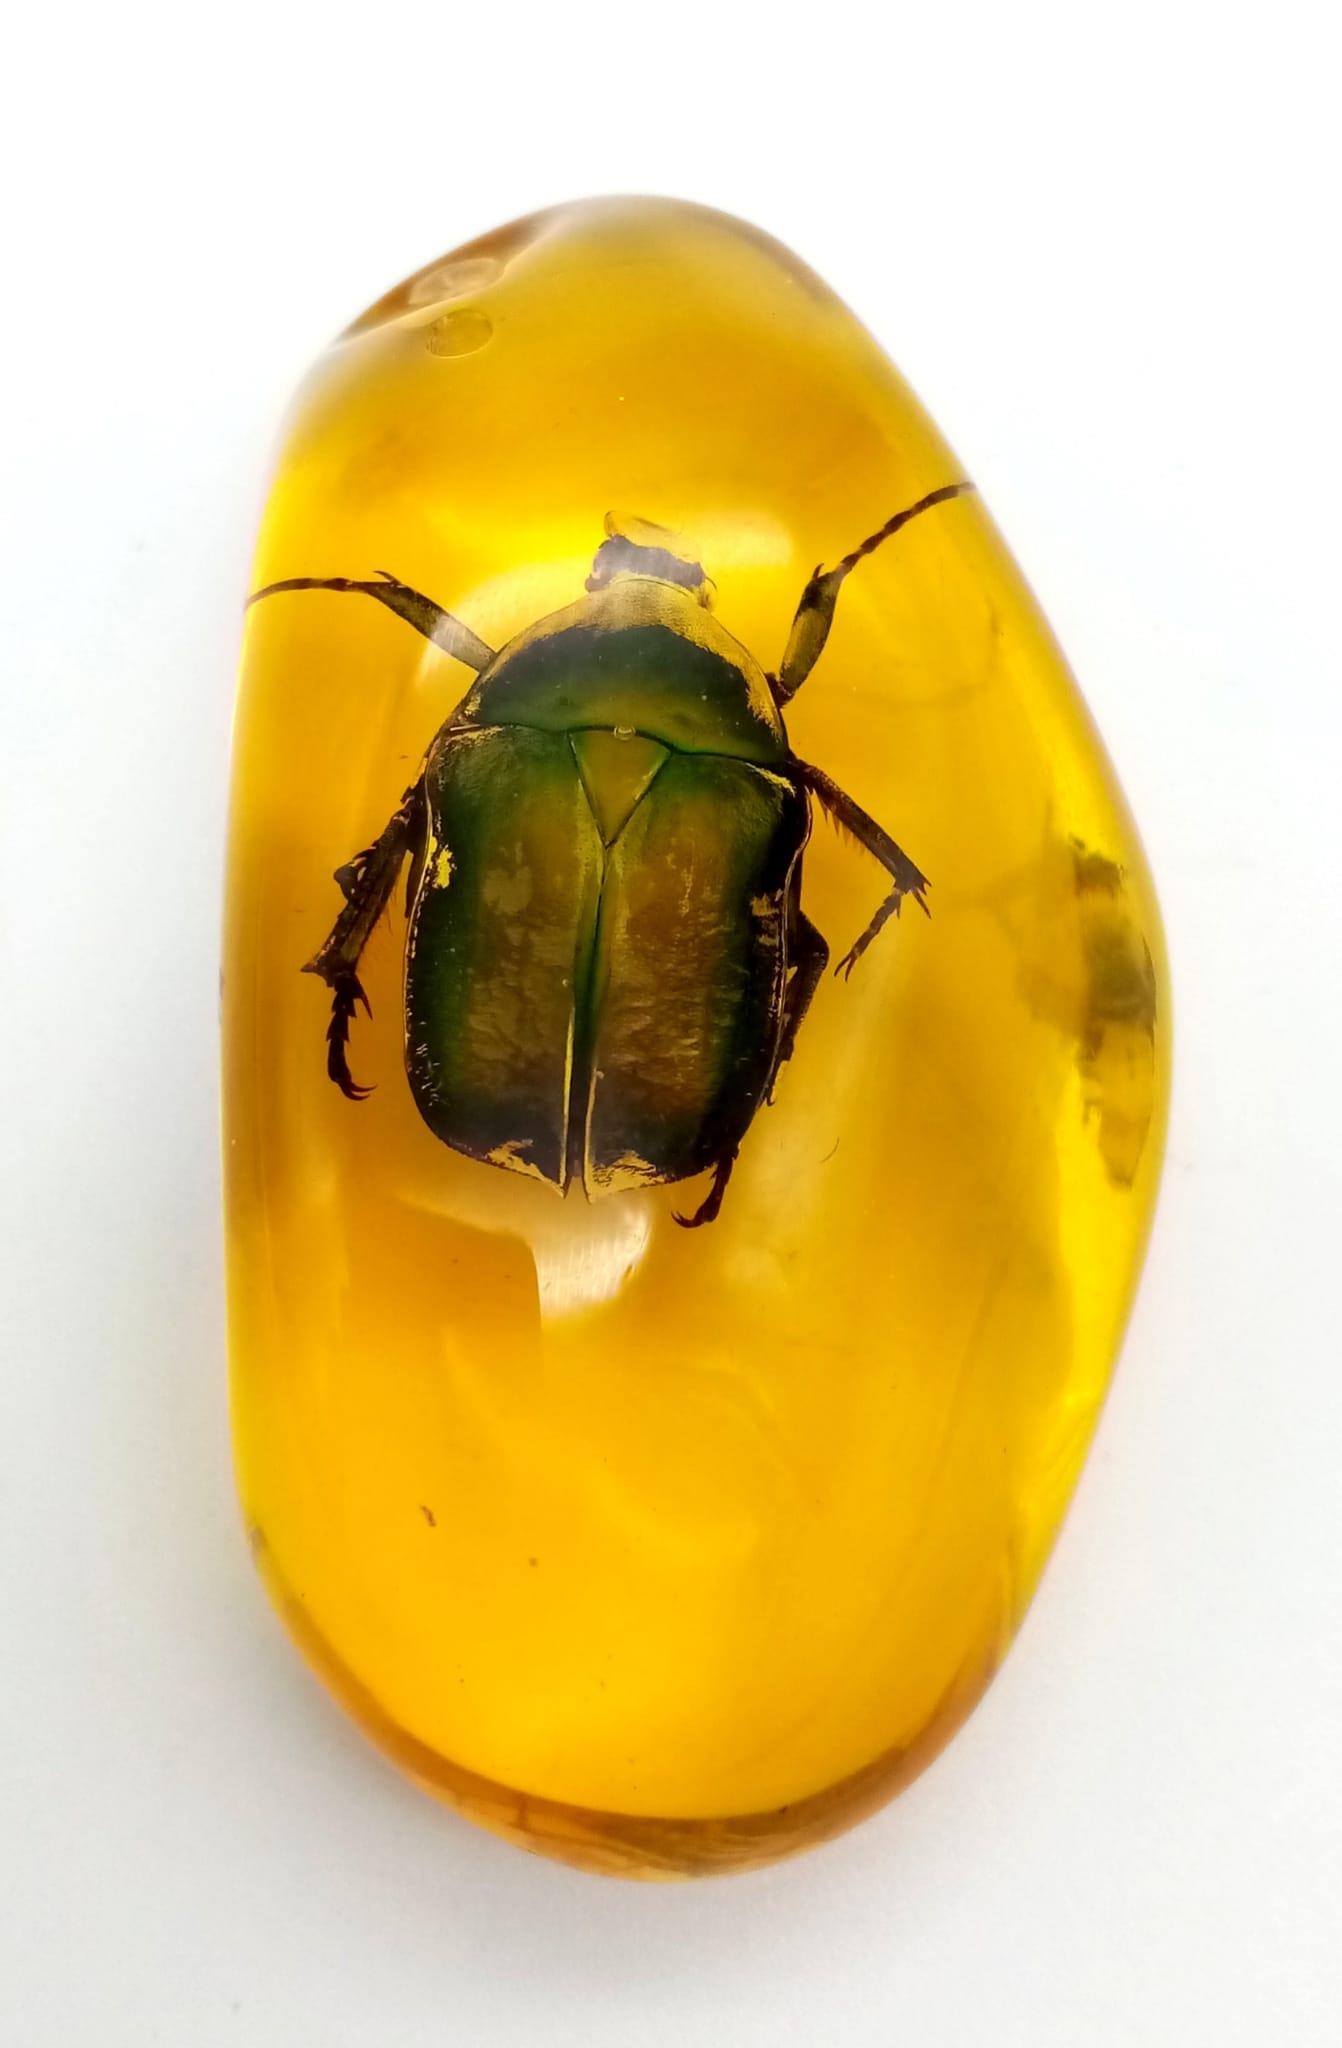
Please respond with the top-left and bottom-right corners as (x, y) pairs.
(251, 483), (971, 1225)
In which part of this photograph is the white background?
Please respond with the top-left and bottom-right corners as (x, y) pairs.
(3, 3), (1339, 2042)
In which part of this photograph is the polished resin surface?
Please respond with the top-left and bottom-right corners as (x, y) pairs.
(224, 197), (1168, 1875)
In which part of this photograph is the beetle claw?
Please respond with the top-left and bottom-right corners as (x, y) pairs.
(673, 1151), (737, 1228)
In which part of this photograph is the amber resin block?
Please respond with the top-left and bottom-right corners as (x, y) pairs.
(223, 197), (1168, 1876)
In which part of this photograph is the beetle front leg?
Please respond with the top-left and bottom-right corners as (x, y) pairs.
(303, 784), (424, 1099)
(249, 571), (496, 674)
(772, 482), (975, 705)
(792, 759), (929, 979)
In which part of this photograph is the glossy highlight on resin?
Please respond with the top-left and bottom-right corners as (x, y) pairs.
(223, 197), (1169, 1876)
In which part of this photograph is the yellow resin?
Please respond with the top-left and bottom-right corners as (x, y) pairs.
(224, 198), (1169, 1876)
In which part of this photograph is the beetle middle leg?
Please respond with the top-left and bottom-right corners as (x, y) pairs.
(303, 783), (425, 1099)
(792, 758), (929, 979)
(771, 481), (975, 705)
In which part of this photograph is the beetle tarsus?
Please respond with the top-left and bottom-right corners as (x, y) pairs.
(674, 1150), (737, 1229)
(321, 971), (374, 1100)
(835, 905), (894, 980)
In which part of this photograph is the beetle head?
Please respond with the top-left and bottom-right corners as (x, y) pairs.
(586, 512), (714, 607)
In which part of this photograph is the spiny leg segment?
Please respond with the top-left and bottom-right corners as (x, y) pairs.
(792, 759), (930, 979)
(303, 785), (424, 1099)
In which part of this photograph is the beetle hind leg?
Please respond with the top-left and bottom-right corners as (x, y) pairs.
(673, 1149), (738, 1230)
(303, 783), (424, 1100)
(771, 907), (829, 1095)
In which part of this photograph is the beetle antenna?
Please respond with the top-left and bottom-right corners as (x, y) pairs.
(831, 481), (976, 580)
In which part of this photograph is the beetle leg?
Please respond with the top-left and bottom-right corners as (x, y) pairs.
(673, 1149), (738, 1230)
(769, 906), (830, 1100)
(248, 571), (495, 674)
(303, 784), (424, 1099)
(791, 758), (929, 978)
(321, 975), (374, 1102)
(771, 482), (975, 705)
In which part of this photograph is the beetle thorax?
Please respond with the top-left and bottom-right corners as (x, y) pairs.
(586, 512), (713, 607)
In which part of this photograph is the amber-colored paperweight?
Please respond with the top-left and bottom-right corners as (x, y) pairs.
(223, 197), (1168, 1876)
